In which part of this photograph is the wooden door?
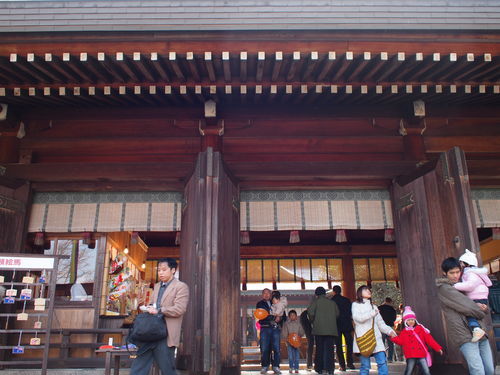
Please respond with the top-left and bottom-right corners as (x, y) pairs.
(391, 147), (493, 374)
(0, 179), (30, 252)
(178, 148), (240, 375)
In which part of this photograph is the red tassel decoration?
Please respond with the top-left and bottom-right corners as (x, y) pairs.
(395, 279), (400, 288)
(240, 231), (250, 245)
(175, 231), (181, 246)
(327, 279), (332, 289)
(493, 228), (500, 240)
(34, 232), (44, 246)
(289, 230), (300, 244)
(242, 278), (247, 291)
(300, 278), (306, 290)
(130, 232), (139, 245)
(336, 229), (347, 243)
(384, 229), (395, 242)
(272, 279), (277, 290)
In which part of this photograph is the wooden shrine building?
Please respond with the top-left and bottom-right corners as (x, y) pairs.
(0, 1), (500, 374)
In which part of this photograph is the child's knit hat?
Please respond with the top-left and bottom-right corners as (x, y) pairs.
(402, 306), (417, 321)
(459, 249), (478, 267)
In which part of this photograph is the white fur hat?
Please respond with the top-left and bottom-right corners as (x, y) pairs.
(459, 249), (478, 267)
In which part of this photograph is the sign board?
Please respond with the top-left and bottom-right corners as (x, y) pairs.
(0, 256), (54, 270)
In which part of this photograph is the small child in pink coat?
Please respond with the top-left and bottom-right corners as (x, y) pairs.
(454, 249), (492, 342)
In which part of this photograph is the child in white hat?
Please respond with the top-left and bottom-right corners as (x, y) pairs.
(454, 249), (492, 342)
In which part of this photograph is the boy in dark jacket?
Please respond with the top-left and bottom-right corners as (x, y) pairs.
(331, 285), (355, 370)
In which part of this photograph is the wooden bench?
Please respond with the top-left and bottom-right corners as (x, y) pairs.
(95, 348), (136, 375)
(95, 348), (160, 375)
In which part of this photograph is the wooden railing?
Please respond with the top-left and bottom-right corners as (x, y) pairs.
(52, 328), (129, 363)
(1, 328), (130, 368)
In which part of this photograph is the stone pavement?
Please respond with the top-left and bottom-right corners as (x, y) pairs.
(1, 363), (500, 374)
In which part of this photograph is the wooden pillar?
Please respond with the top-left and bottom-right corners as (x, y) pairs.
(241, 307), (248, 346)
(177, 148), (240, 375)
(391, 147), (489, 374)
(341, 255), (356, 301)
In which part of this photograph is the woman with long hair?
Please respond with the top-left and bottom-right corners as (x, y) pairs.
(351, 285), (396, 375)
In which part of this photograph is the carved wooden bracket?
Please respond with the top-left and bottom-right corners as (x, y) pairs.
(396, 192), (415, 211)
(0, 194), (25, 213)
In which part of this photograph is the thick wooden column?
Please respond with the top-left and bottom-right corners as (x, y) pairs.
(178, 148), (240, 375)
(391, 147), (488, 374)
(341, 255), (356, 301)
(0, 133), (31, 252)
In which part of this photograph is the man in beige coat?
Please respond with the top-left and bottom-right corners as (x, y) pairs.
(130, 258), (189, 375)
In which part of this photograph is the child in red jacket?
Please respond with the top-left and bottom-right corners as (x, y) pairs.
(390, 306), (443, 375)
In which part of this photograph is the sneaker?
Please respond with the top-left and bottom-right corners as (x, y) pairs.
(307, 368), (313, 372)
(273, 367), (282, 374)
(295, 370), (299, 374)
(347, 365), (356, 370)
(289, 370), (293, 374)
(471, 327), (486, 342)
(261, 368), (268, 374)
(339, 367), (346, 372)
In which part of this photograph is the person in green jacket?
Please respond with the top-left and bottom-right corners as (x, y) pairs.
(307, 287), (340, 375)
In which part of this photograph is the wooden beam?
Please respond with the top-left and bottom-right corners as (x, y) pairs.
(115, 52), (140, 82)
(70, 53), (98, 83)
(302, 51), (320, 81)
(204, 52), (216, 82)
(83, 54), (113, 83)
(424, 136), (500, 153)
(25, 53), (65, 83)
(238, 179), (392, 189)
(227, 160), (417, 178)
(147, 244), (396, 260)
(96, 52), (127, 83)
(331, 51), (354, 81)
(0, 56), (34, 83)
(271, 51), (283, 82)
(222, 51), (231, 82)
(362, 52), (389, 81)
(32, 180), (186, 192)
(1, 162), (196, 181)
(21, 137), (200, 155)
(346, 51), (371, 82)
(286, 51), (303, 81)
(316, 51), (336, 81)
(239, 51), (247, 82)
(256, 51), (265, 82)
(223, 137), (404, 154)
(168, 52), (186, 81)
(132, 52), (156, 82)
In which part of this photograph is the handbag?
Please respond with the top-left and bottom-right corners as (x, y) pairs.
(127, 312), (168, 345)
(287, 333), (301, 348)
(411, 329), (432, 367)
(355, 318), (376, 357)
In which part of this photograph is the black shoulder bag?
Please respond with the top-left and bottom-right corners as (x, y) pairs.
(127, 313), (168, 346)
